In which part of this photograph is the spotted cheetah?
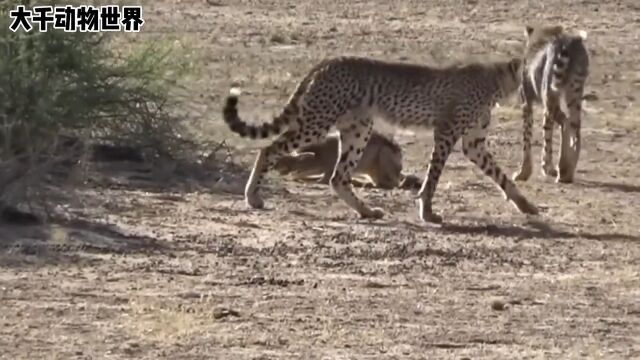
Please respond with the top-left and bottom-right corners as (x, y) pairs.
(513, 25), (589, 184)
(222, 56), (539, 223)
(273, 130), (422, 190)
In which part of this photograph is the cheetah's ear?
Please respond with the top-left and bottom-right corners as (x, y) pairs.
(524, 25), (534, 37)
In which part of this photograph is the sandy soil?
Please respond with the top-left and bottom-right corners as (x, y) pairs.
(2, 0), (640, 359)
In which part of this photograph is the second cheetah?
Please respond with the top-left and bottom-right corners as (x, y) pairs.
(273, 130), (422, 190)
(513, 25), (590, 183)
(222, 56), (539, 223)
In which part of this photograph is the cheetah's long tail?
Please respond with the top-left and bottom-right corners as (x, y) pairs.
(223, 88), (294, 139)
(550, 31), (588, 92)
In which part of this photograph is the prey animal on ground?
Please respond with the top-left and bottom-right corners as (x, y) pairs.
(222, 55), (538, 224)
(272, 130), (422, 190)
(512, 25), (590, 184)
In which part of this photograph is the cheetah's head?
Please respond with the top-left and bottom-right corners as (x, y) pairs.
(524, 25), (564, 53)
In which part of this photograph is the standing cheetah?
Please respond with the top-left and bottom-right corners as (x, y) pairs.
(222, 56), (539, 224)
(513, 25), (589, 184)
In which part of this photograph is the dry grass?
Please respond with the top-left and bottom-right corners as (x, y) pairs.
(1, 0), (640, 359)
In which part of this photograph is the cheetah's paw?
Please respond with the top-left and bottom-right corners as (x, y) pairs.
(542, 167), (558, 178)
(245, 192), (265, 209)
(512, 197), (539, 215)
(360, 207), (385, 219)
(421, 211), (443, 224)
(512, 170), (532, 182)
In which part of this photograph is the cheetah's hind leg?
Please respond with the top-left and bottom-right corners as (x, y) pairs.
(513, 101), (534, 182)
(330, 115), (384, 219)
(461, 118), (539, 216)
(557, 83), (584, 183)
(244, 128), (329, 209)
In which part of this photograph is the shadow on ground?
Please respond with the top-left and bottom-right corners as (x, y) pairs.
(0, 218), (168, 268)
(577, 179), (640, 193)
(364, 216), (640, 243)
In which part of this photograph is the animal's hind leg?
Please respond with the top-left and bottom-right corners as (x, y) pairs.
(513, 100), (534, 181)
(541, 95), (566, 178)
(557, 84), (584, 183)
(244, 126), (329, 209)
(462, 114), (539, 216)
(330, 115), (384, 219)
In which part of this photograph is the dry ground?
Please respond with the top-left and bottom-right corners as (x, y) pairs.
(2, 0), (640, 359)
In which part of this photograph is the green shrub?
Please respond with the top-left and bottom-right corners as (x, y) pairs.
(0, 1), (197, 208)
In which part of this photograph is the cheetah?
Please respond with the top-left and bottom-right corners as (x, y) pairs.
(513, 25), (589, 184)
(273, 130), (422, 190)
(222, 56), (539, 223)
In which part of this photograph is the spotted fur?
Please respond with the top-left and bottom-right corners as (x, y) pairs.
(273, 130), (421, 190)
(222, 56), (538, 223)
(513, 25), (590, 184)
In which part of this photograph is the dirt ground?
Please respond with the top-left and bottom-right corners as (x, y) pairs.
(2, 0), (640, 359)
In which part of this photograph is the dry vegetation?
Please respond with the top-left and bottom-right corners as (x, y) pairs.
(2, 0), (640, 359)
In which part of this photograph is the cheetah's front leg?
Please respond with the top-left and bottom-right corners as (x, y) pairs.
(418, 128), (459, 224)
(331, 117), (384, 219)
